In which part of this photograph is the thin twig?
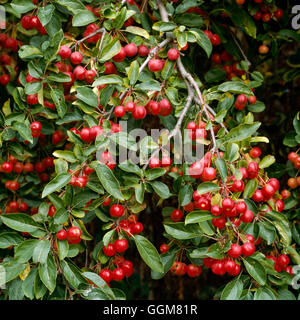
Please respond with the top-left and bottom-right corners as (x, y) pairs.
(229, 28), (251, 66)
(96, 29), (107, 61)
(139, 38), (172, 74)
(70, 28), (105, 51)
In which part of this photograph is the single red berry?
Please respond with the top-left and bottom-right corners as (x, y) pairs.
(112, 268), (125, 281)
(242, 242), (255, 256)
(99, 269), (112, 283)
(57, 229), (68, 240)
(148, 59), (164, 72)
(58, 45), (71, 59)
(171, 209), (183, 222)
(114, 239), (128, 253)
(70, 52), (83, 65)
(167, 48), (180, 60)
(48, 205), (56, 217)
(113, 47), (126, 62)
(124, 43), (138, 57)
(138, 45), (149, 57)
(103, 243), (116, 256)
(249, 147), (262, 158)
(114, 105), (126, 118)
(160, 243), (169, 254)
(109, 204), (125, 217)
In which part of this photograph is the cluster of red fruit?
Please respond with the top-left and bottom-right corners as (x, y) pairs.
(56, 226), (82, 244)
(287, 152), (300, 189)
(98, 214), (143, 283)
(234, 93), (257, 110)
(148, 155), (172, 169)
(114, 97), (173, 120)
(204, 30), (221, 47)
(3, 200), (28, 214)
(266, 254), (293, 275)
(187, 120), (207, 141)
(252, 2), (283, 22)
(21, 15), (47, 35)
(1, 154), (55, 192)
(170, 261), (202, 278)
(99, 256), (134, 284)
(188, 151), (214, 180)
(147, 48), (180, 73)
(0, 32), (19, 85)
(211, 50), (246, 80)
(58, 46), (97, 85)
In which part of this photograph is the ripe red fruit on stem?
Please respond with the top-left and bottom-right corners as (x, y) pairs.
(70, 52), (83, 65)
(124, 43), (138, 57)
(109, 204), (125, 217)
(167, 48), (180, 60)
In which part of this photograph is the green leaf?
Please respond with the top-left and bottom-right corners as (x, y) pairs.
(197, 182), (220, 195)
(119, 160), (143, 177)
(145, 168), (166, 180)
(259, 155), (275, 169)
(152, 22), (177, 32)
(221, 278), (243, 300)
(227, 5), (256, 38)
(82, 272), (115, 299)
(50, 88), (67, 118)
(72, 9), (97, 27)
(135, 80), (161, 91)
(134, 235), (164, 273)
(151, 248), (178, 280)
(53, 150), (77, 163)
(32, 239), (50, 264)
(189, 29), (212, 57)
(12, 122), (33, 144)
(15, 239), (39, 263)
(258, 222), (276, 245)
(125, 26), (150, 39)
(42, 173), (72, 198)
(60, 260), (86, 288)
(19, 45), (43, 60)
(218, 81), (253, 95)
(57, 240), (69, 261)
(272, 221), (292, 247)
(225, 122), (261, 143)
(55, 0), (85, 14)
(185, 211), (213, 225)
(243, 257), (266, 286)
(37, 4), (55, 26)
(128, 60), (139, 86)
(93, 75), (123, 86)
(179, 184), (193, 206)
(254, 287), (277, 300)
(243, 179), (258, 199)
(164, 223), (202, 240)
(25, 82), (42, 95)
(99, 38), (122, 63)
(224, 143), (240, 162)
(161, 60), (176, 80)
(1, 214), (42, 233)
(0, 232), (24, 248)
(11, 0), (36, 14)
(38, 254), (57, 293)
(47, 72), (72, 83)
(149, 181), (171, 199)
(215, 158), (228, 181)
(91, 162), (124, 201)
(22, 268), (37, 300)
(76, 87), (98, 107)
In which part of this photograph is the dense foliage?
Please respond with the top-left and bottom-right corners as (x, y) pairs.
(0, 0), (299, 300)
